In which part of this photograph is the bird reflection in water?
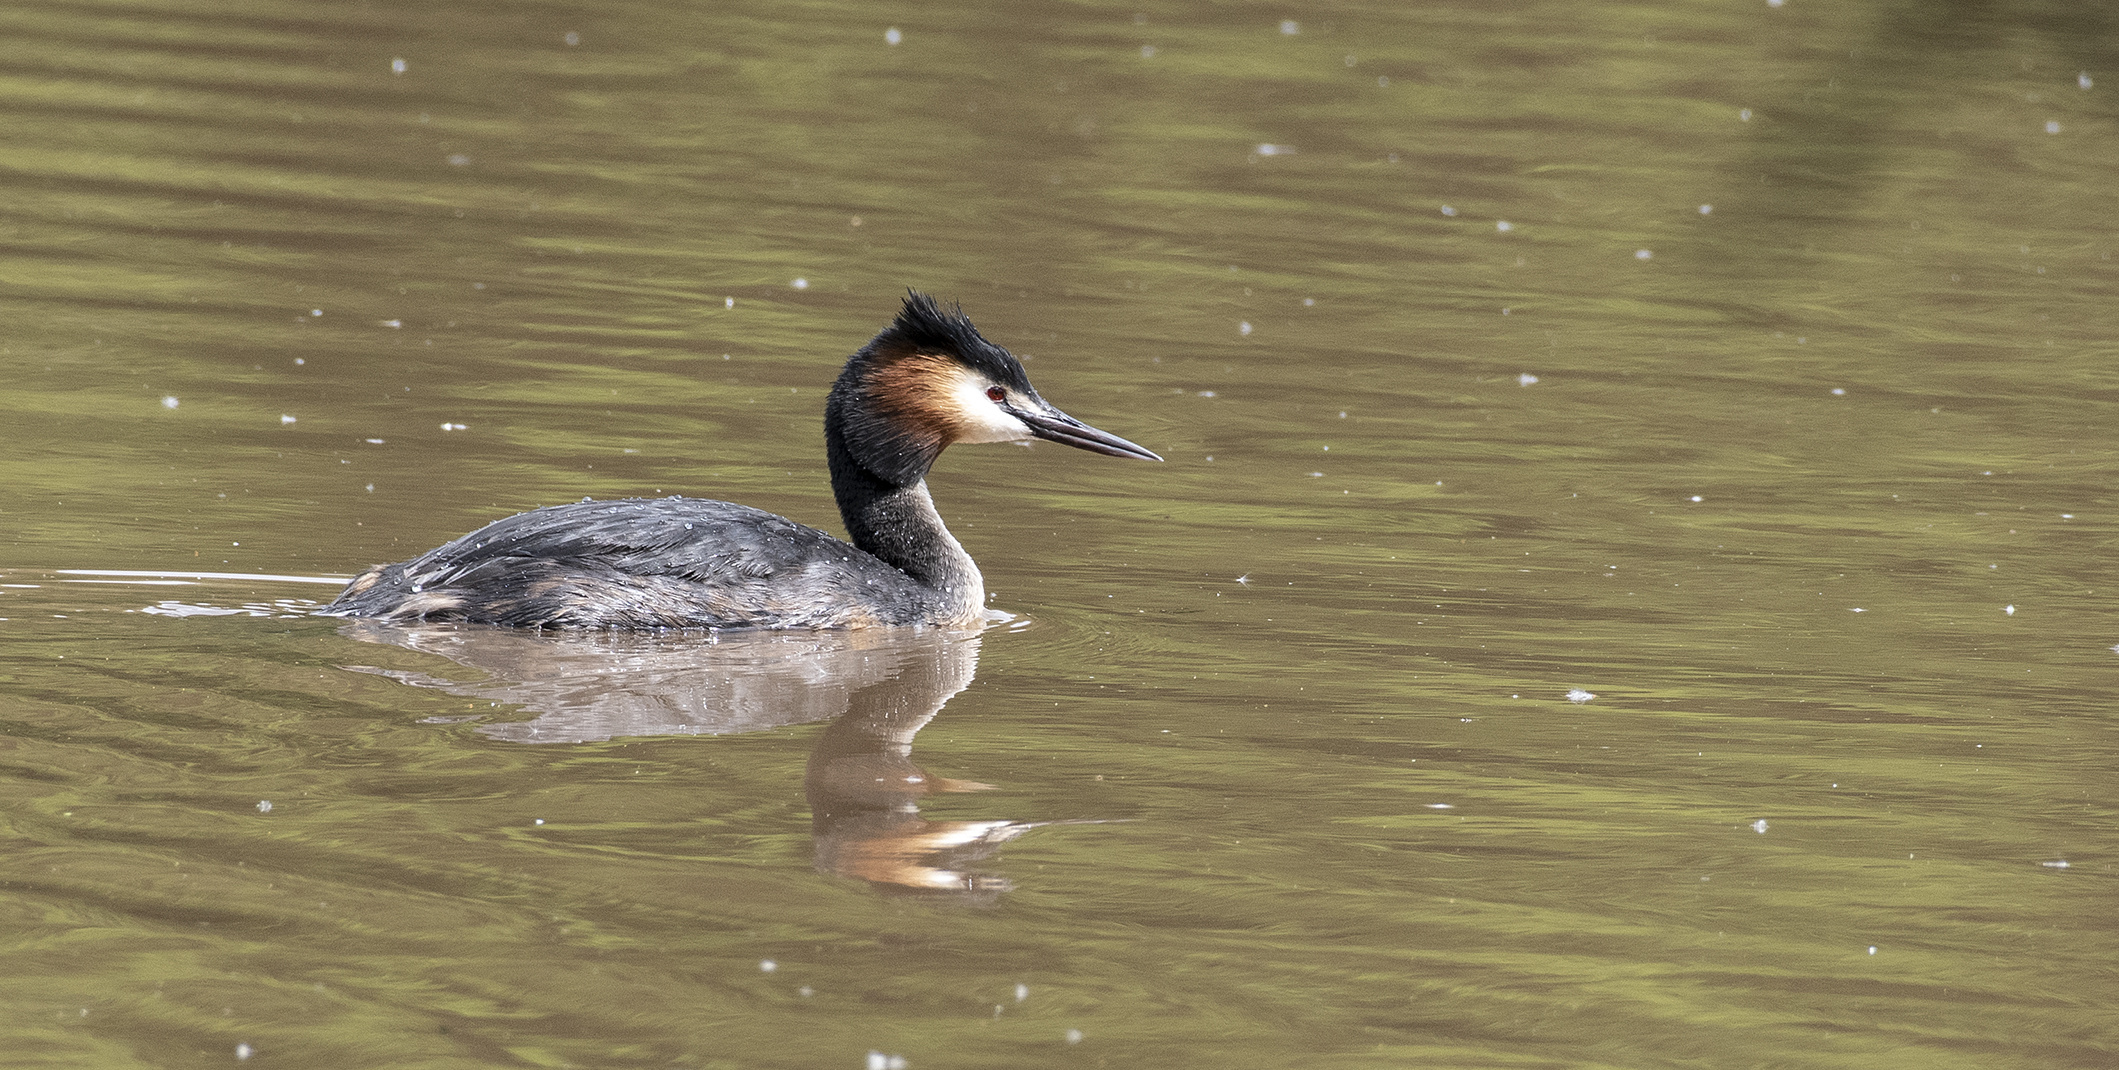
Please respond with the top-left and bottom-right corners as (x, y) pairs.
(340, 620), (1056, 897)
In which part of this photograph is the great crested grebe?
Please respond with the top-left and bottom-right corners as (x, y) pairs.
(324, 293), (1161, 629)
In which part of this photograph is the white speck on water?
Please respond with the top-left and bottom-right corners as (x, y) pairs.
(310, 309), (323, 317)
(390, 58), (406, 74)
(1239, 321), (1253, 336)
(1440, 205), (1457, 216)
(866, 1053), (907, 1070)
(1496, 220), (1513, 232)
(1739, 108), (1753, 121)
(1303, 297), (1315, 306)
(1699, 204), (1713, 214)
(236, 1043), (254, 1061)
(1065, 1029), (1085, 1045)
(1425, 803), (1454, 809)
(1751, 819), (1769, 833)
(256, 800), (272, 813)
(1830, 387), (1846, 395)
(1309, 471), (1324, 477)
(2061, 513), (2073, 519)
(2004, 604), (2016, 615)
(564, 30), (580, 45)
(884, 27), (902, 45)
(1635, 249), (1653, 260)
(364, 483), (375, 492)
(798, 986), (814, 997)
(1851, 607), (1866, 613)
(1867, 946), (1877, 955)
(2045, 120), (2061, 134)
(294, 357), (305, 365)
(1197, 390), (1216, 397)
(2079, 72), (2093, 89)
(724, 297), (735, 308)
(1566, 688), (1595, 704)
(1141, 45), (1158, 58)
(533, 818), (544, 825)
(447, 154), (470, 166)
(280, 414), (296, 425)
(760, 960), (777, 973)
(160, 395), (180, 409)
(1015, 983), (1030, 1002)
(381, 319), (402, 329)
(1767, 0), (1784, 7)
(1255, 143), (1292, 156)
(1280, 19), (1300, 34)
(441, 422), (467, 431)
(1517, 373), (1538, 386)
(1688, 494), (1703, 502)
(791, 277), (809, 290)
(2042, 859), (2070, 868)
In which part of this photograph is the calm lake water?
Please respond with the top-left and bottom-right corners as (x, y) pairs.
(2, 0), (2113, 1066)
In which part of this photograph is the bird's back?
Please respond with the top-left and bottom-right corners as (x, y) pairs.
(325, 497), (948, 629)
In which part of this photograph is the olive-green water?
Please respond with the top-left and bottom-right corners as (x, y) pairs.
(2, 0), (2113, 1066)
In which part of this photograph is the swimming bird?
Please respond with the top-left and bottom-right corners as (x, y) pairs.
(324, 293), (1161, 628)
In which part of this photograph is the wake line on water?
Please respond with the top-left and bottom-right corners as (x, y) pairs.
(52, 569), (352, 586)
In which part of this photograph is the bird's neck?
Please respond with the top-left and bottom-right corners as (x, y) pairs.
(825, 415), (984, 622)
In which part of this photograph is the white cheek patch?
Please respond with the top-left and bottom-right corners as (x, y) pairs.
(947, 372), (1034, 443)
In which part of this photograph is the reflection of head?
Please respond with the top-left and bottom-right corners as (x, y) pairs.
(803, 642), (1016, 897)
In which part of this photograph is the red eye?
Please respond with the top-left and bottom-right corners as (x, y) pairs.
(985, 386), (1006, 402)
